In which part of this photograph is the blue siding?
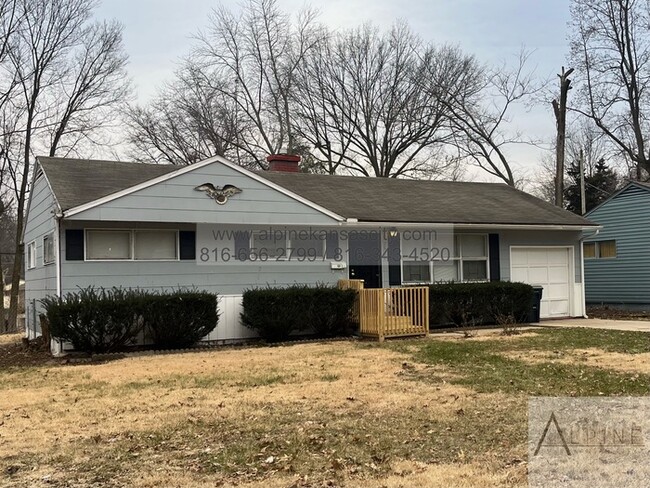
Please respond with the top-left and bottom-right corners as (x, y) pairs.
(584, 184), (650, 305)
(23, 168), (58, 335)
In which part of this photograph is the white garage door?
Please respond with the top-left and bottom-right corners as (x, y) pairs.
(510, 247), (572, 319)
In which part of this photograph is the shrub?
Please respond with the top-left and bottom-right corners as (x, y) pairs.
(428, 282), (534, 327)
(41, 287), (143, 353)
(141, 291), (218, 349)
(42, 287), (219, 353)
(241, 285), (356, 342)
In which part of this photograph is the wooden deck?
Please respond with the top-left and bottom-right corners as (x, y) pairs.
(339, 279), (429, 341)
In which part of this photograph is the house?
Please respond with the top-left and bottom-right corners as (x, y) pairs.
(24, 154), (597, 352)
(583, 181), (650, 308)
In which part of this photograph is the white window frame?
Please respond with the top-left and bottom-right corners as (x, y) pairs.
(133, 229), (179, 261)
(43, 233), (55, 265)
(457, 234), (489, 282)
(84, 229), (180, 262)
(26, 240), (37, 270)
(400, 232), (433, 285)
(399, 233), (490, 284)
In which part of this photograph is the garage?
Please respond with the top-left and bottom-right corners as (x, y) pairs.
(510, 247), (572, 319)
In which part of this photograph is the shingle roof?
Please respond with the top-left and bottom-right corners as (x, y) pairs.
(38, 157), (177, 211)
(260, 171), (596, 226)
(37, 156), (596, 227)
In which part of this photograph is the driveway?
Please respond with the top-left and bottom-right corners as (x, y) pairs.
(538, 318), (650, 332)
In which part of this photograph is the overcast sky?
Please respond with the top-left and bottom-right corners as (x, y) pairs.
(95, 0), (572, 182)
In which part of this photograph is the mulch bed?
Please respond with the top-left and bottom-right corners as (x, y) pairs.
(587, 305), (650, 321)
(0, 334), (59, 369)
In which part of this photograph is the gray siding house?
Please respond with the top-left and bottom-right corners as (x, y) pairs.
(584, 181), (650, 307)
(24, 154), (597, 352)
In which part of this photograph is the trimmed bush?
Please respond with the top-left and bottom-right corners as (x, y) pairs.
(141, 291), (218, 349)
(41, 288), (143, 353)
(42, 288), (219, 353)
(241, 285), (356, 342)
(428, 281), (534, 327)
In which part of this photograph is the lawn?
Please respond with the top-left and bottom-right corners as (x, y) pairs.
(0, 327), (649, 488)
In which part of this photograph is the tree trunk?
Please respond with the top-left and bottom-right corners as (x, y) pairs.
(8, 109), (33, 332)
(552, 67), (574, 208)
(0, 266), (6, 333)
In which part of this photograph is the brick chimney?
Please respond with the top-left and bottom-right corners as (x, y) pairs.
(267, 154), (301, 172)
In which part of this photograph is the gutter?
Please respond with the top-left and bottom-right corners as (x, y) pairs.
(579, 227), (601, 318)
(338, 221), (600, 232)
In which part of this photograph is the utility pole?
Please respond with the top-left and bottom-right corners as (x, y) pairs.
(579, 149), (586, 215)
(552, 66), (574, 208)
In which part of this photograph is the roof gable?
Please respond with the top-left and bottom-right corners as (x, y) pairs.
(585, 181), (650, 218)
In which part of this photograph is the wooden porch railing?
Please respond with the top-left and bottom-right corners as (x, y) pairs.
(338, 279), (429, 341)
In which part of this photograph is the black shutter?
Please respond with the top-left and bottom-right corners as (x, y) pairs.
(65, 229), (84, 261)
(234, 231), (251, 261)
(325, 231), (339, 259)
(488, 233), (501, 281)
(388, 234), (401, 286)
(179, 231), (196, 260)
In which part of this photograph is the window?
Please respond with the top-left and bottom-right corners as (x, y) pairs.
(135, 230), (177, 260)
(585, 240), (616, 259)
(402, 232), (432, 283)
(43, 234), (55, 265)
(599, 240), (616, 258)
(86, 230), (131, 260)
(251, 232), (285, 258)
(26, 241), (36, 269)
(403, 261), (431, 282)
(458, 235), (488, 281)
(289, 234), (324, 259)
(584, 242), (596, 259)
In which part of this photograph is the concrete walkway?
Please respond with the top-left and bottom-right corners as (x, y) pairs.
(537, 318), (650, 332)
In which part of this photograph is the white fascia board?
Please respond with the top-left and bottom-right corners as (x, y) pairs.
(62, 155), (345, 222)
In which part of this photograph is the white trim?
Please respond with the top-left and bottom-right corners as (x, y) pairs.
(509, 245), (575, 319)
(344, 221), (600, 231)
(26, 240), (37, 269)
(55, 219), (61, 297)
(62, 155), (346, 222)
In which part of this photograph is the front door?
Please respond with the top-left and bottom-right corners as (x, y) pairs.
(348, 231), (382, 288)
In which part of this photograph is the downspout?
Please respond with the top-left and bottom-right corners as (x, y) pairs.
(579, 228), (600, 318)
(54, 213), (62, 297)
(53, 211), (63, 355)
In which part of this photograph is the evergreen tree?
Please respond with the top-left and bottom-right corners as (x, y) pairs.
(564, 159), (618, 214)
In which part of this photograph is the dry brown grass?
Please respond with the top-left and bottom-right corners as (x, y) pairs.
(0, 336), (528, 488)
(502, 347), (650, 374)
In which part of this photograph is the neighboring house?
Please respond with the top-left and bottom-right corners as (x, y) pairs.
(584, 181), (650, 308)
(24, 154), (597, 352)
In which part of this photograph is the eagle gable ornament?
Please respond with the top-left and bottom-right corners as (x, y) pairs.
(194, 183), (242, 205)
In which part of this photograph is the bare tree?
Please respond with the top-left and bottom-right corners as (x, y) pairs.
(441, 49), (543, 186)
(126, 67), (241, 166)
(552, 67), (574, 207)
(192, 0), (320, 167)
(2, 0), (131, 330)
(569, 0), (650, 179)
(293, 22), (465, 178)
